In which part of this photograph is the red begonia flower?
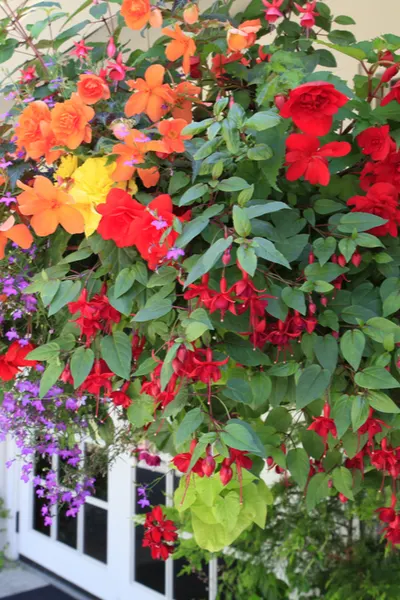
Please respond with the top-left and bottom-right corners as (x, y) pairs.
(356, 125), (393, 161)
(347, 182), (400, 237)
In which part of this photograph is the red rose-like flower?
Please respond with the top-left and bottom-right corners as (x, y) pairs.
(142, 506), (178, 560)
(356, 125), (393, 161)
(0, 342), (36, 382)
(280, 81), (348, 136)
(347, 182), (400, 237)
(97, 188), (145, 247)
(285, 133), (351, 186)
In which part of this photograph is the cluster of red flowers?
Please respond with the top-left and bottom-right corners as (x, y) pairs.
(0, 341), (36, 382)
(97, 190), (189, 270)
(141, 344), (228, 408)
(68, 288), (121, 343)
(142, 506), (178, 560)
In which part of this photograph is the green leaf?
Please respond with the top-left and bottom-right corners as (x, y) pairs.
(304, 262), (347, 283)
(182, 118), (214, 136)
(127, 395), (154, 427)
(233, 206), (252, 237)
(306, 473), (330, 511)
(247, 144), (273, 161)
(221, 419), (265, 457)
(176, 217), (209, 248)
(176, 408), (204, 446)
(287, 448), (309, 490)
(315, 39), (366, 60)
(0, 39), (18, 64)
(115, 268), (136, 298)
(221, 118), (240, 154)
(133, 297), (173, 322)
(253, 237), (290, 269)
(184, 237), (233, 288)
(328, 29), (356, 45)
(338, 238), (356, 262)
(367, 390), (400, 413)
(168, 172), (190, 195)
(59, 248), (92, 264)
(223, 379), (253, 404)
(314, 198), (345, 214)
(224, 334), (270, 367)
(338, 212), (387, 233)
(26, 342), (60, 361)
(363, 317), (400, 344)
(313, 237), (337, 266)
(314, 335), (338, 373)
(70, 347), (94, 389)
(265, 407), (291, 431)
(335, 15), (356, 25)
(54, 19), (90, 49)
(351, 395), (369, 431)
(245, 202), (290, 218)
(39, 360), (64, 399)
(179, 183), (209, 207)
(244, 110), (281, 131)
(301, 430), (325, 460)
(218, 177), (250, 192)
(100, 332), (131, 380)
(213, 492), (241, 531)
(383, 291), (400, 317)
(147, 267), (177, 288)
(355, 367), (400, 390)
(134, 357), (158, 377)
(281, 287), (306, 315)
(296, 365), (331, 409)
(331, 395), (352, 439)
(332, 467), (354, 500)
(48, 281), (81, 316)
(40, 280), (60, 306)
(237, 246), (257, 277)
(160, 343), (179, 391)
(340, 330), (365, 371)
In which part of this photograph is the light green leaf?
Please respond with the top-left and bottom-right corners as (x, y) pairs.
(70, 347), (94, 389)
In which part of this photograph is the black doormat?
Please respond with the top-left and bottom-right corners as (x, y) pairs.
(1, 585), (76, 600)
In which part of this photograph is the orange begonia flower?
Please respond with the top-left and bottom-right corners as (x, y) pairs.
(15, 101), (62, 164)
(0, 216), (33, 260)
(121, 0), (162, 30)
(162, 24), (196, 75)
(125, 65), (174, 123)
(112, 129), (167, 187)
(17, 176), (85, 236)
(77, 74), (110, 105)
(51, 93), (95, 150)
(183, 3), (199, 25)
(157, 119), (192, 154)
(227, 19), (261, 52)
(171, 81), (201, 123)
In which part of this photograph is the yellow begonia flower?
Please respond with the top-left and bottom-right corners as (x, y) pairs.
(69, 157), (116, 237)
(55, 155), (78, 180)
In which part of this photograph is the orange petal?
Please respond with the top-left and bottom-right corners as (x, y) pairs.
(137, 167), (160, 188)
(57, 205), (85, 234)
(30, 210), (59, 236)
(166, 40), (185, 62)
(5, 224), (33, 249)
(146, 94), (166, 122)
(125, 91), (149, 117)
(145, 64), (165, 88)
(0, 233), (7, 259)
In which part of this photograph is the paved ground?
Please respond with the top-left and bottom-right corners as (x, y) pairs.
(0, 563), (89, 600)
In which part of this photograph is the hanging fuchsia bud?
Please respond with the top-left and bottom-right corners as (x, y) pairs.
(338, 254), (347, 267)
(107, 37), (117, 59)
(222, 248), (231, 266)
(274, 94), (286, 110)
(339, 493), (348, 504)
(331, 254), (338, 264)
(202, 454), (216, 477)
(308, 302), (317, 315)
(332, 331), (339, 339)
(321, 296), (328, 307)
(308, 251), (315, 264)
(381, 64), (399, 83)
(266, 456), (274, 467)
(351, 251), (362, 268)
(220, 464), (233, 486)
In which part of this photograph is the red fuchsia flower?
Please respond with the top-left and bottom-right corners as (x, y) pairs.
(279, 81), (349, 136)
(256, 46), (271, 63)
(172, 439), (205, 477)
(142, 506), (178, 560)
(132, 332), (146, 363)
(68, 289), (121, 342)
(262, 0), (284, 24)
(0, 341), (36, 381)
(261, 311), (317, 354)
(383, 514), (400, 547)
(110, 382), (132, 409)
(183, 274), (215, 309)
(376, 493), (397, 524)
(19, 67), (37, 84)
(307, 403), (337, 443)
(358, 408), (389, 445)
(106, 52), (134, 82)
(345, 450), (365, 474)
(141, 362), (178, 409)
(192, 348), (229, 404)
(347, 182), (400, 237)
(107, 37), (117, 59)
(338, 493), (348, 504)
(71, 40), (93, 60)
(370, 438), (400, 478)
(202, 446), (216, 477)
(294, 1), (319, 30)
(220, 449), (253, 501)
(381, 64), (399, 84)
(209, 277), (237, 322)
(79, 359), (115, 397)
(172, 345), (197, 379)
(356, 125), (394, 161)
(381, 80), (400, 106)
(211, 52), (250, 80)
(285, 133), (351, 186)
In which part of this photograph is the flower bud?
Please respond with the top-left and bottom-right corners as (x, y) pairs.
(274, 94), (286, 110)
(321, 296), (328, 307)
(339, 493), (348, 504)
(183, 3), (199, 25)
(220, 465), (233, 486)
(308, 251), (315, 264)
(266, 456), (274, 467)
(337, 254), (347, 267)
(149, 7), (163, 28)
(202, 455), (216, 477)
(107, 37), (116, 59)
(351, 251), (362, 268)
(381, 65), (399, 83)
(222, 248), (231, 266)
(308, 302), (317, 315)
(331, 254), (338, 264)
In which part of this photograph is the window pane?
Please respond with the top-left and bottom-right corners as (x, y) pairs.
(85, 444), (108, 501)
(83, 504), (108, 563)
(174, 558), (209, 600)
(57, 505), (77, 549)
(134, 467), (166, 594)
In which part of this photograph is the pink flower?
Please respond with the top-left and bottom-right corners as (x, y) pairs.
(71, 40), (93, 60)
(295, 1), (319, 30)
(262, 0), (284, 24)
